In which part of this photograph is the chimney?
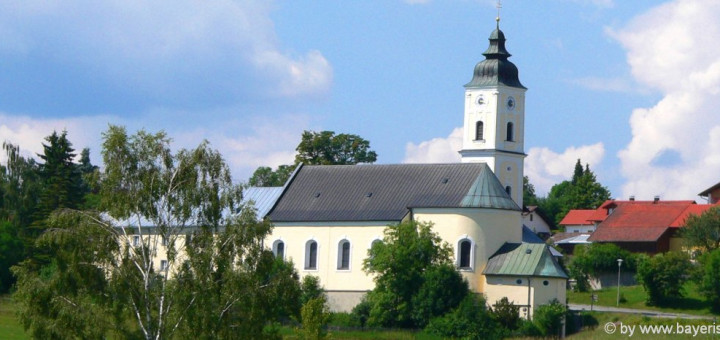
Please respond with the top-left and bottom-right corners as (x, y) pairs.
(629, 196), (635, 201)
(653, 196), (660, 203)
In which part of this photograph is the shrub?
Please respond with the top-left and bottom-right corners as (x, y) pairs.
(299, 297), (330, 340)
(636, 251), (692, 306)
(490, 297), (520, 330)
(425, 294), (502, 340)
(411, 263), (469, 327)
(328, 312), (360, 328)
(698, 249), (720, 312)
(301, 275), (324, 306)
(350, 296), (371, 328)
(533, 299), (566, 338)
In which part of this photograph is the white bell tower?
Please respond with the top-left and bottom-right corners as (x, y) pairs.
(459, 18), (527, 208)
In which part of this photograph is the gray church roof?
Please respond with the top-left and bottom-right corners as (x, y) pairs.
(243, 187), (284, 220)
(268, 163), (520, 222)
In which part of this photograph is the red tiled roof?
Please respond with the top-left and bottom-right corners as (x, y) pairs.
(588, 202), (694, 242)
(559, 210), (595, 226)
(589, 226), (670, 242)
(670, 204), (718, 227)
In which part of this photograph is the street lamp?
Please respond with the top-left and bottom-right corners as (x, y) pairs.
(617, 258), (624, 306)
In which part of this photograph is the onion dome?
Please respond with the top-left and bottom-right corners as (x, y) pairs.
(465, 22), (525, 89)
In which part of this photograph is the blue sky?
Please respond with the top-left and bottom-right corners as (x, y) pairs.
(1, 0), (719, 201)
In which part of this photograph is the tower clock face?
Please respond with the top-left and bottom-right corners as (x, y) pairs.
(476, 95), (485, 106)
(506, 96), (516, 110)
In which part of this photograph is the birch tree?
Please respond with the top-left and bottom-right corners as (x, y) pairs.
(13, 125), (300, 339)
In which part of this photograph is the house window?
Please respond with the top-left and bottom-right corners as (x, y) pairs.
(160, 260), (168, 271)
(458, 239), (472, 269)
(132, 236), (140, 247)
(305, 240), (318, 270)
(475, 121), (484, 140)
(185, 233), (192, 245)
(337, 240), (350, 270)
(273, 240), (285, 260)
(506, 122), (514, 141)
(162, 236), (168, 247)
(530, 214), (533, 222)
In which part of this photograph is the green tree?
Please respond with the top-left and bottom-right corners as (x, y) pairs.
(248, 130), (377, 187)
(680, 206), (720, 255)
(248, 164), (297, 187)
(635, 251), (692, 306)
(569, 243), (637, 292)
(362, 220), (464, 328)
(295, 130), (377, 165)
(425, 294), (502, 340)
(532, 299), (566, 337)
(25, 131), (86, 267)
(0, 142), (40, 292)
(523, 176), (539, 207)
(13, 126), (301, 340)
(698, 249), (720, 312)
(490, 297), (521, 330)
(539, 159), (610, 225)
(299, 297), (330, 340)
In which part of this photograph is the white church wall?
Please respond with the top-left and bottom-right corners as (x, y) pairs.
(412, 207), (522, 293)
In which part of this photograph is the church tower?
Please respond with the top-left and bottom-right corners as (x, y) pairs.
(459, 19), (527, 208)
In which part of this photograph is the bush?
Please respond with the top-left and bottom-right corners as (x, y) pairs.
(328, 312), (360, 328)
(425, 294), (502, 340)
(532, 300), (566, 338)
(636, 251), (692, 306)
(698, 249), (720, 312)
(490, 297), (520, 330)
(350, 296), (371, 328)
(570, 243), (638, 291)
(411, 263), (469, 327)
(301, 275), (324, 306)
(299, 297), (330, 340)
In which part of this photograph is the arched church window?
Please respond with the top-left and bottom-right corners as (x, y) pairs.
(505, 186), (512, 196)
(337, 240), (351, 270)
(273, 240), (285, 260)
(458, 239), (472, 269)
(475, 121), (484, 140)
(305, 240), (318, 270)
(506, 122), (514, 141)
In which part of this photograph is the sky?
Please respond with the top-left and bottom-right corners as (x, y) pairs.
(1, 0), (719, 202)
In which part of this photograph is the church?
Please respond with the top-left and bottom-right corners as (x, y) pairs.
(249, 19), (568, 317)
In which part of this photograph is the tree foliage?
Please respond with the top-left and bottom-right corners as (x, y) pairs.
(295, 130), (377, 165)
(680, 206), (720, 255)
(362, 220), (465, 328)
(569, 243), (637, 292)
(698, 249), (720, 312)
(635, 252), (692, 306)
(248, 164), (297, 187)
(425, 294), (502, 340)
(248, 130), (377, 187)
(523, 176), (539, 207)
(12, 126), (301, 340)
(538, 159), (611, 226)
(532, 299), (566, 337)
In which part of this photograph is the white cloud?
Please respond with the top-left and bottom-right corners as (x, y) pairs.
(525, 143), (605, 196)
(0, 112), (307, 184)
(612, 0), (720, 200)
(403, 128), (462, 164)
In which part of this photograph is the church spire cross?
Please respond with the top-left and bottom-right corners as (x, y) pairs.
(496, 0), (502, 28)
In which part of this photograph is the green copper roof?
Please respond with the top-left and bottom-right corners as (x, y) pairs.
(465, 26), (525, 89)
(460, 163), (520, 211)
(483, 243), (569, 279)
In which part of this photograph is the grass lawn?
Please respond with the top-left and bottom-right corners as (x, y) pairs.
(0, 295), (28, 340)
(568, 283), (718, 317)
